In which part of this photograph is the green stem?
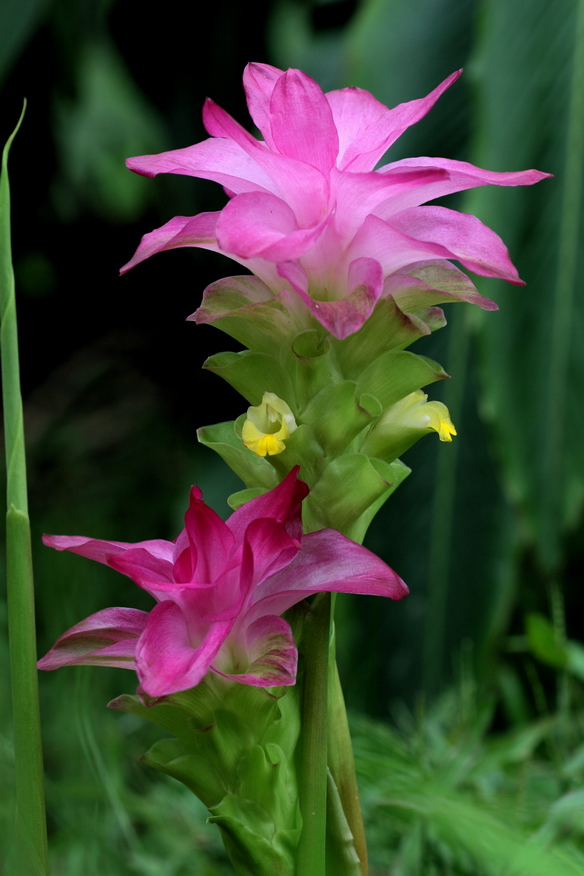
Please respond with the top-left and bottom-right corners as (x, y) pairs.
(297, 591), (331, 876)
(1, 104), (50, 876)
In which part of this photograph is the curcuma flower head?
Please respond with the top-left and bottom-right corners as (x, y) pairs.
(121, 63), (550, 340)
(38, 468), (407, 697)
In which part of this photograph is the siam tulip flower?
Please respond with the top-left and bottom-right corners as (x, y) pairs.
(38, 468), (407, 697)
(121, 63), (550, 339)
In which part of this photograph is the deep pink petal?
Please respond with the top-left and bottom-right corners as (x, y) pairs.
(135, 601), (232, 697)
(389, 206), (523, 282)
(213, 615), (297, 686)
(338, 70), (462, 172)
(240, 517), (300, 598)
(42, 533), (174, 566)
(216, 191), (330, 261)
(107, 548), (178, 595)
(246, 528), (408, 623)
(227, 467), (307, 545)
(243, 62), (285, 148)
(120, 213), (221, 273)
(37, 607), (146, 670)
(270, 69), (339, 173)
(180, 484), (235, 583)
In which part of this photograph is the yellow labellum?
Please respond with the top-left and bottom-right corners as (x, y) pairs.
(395, 390), (457, 441)
(426, 401), (457, 442)
(242, 392), (297, 458)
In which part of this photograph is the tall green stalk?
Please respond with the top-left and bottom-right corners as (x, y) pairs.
(1, 105), (50, 876)
(297, 592), (331, 876)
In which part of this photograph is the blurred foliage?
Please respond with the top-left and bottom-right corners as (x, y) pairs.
(2, 0), (584, 871)
(354, 678), (584, 875)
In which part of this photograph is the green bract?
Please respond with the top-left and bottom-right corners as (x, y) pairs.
(198, 283), (457, 538)
(110, 670), (302, 876)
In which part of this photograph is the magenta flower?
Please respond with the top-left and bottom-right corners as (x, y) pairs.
(38, 469), (407, 697)
(121, 63), (550, 339)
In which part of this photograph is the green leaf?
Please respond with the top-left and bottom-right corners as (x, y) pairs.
(526, 612), (568, 669)
(468, 0), (584, 572)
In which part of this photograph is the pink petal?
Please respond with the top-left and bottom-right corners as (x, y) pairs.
(347, 213), (454, 275)
(126, 137), (273, 194)
(120, 213), (221, 273)
(107, 548), (178, 595)
(376, 156), (552, 215)
(240, 517), (300, 596)
(180, 484), (235, 583)
(337, 70), (462, 172)
(331, 165), (448, 241)
(227, 467), (307, 546)
(216, 191), (330, 261)
(213, 615), (297, 686)
(43, 533), (174, 566)
(326, 85), (393, 169)
(126, 138), (274, 194)
(269, 68), (339, 173)
(247, 528), (408, 624)
(243, 62), (285, 149)
(202, 98), (329, 227)
(135, 600), (232, 697)
(37, 607), (147, 670)
(278, 256), (385, 340)
(389, 206), (523, 282)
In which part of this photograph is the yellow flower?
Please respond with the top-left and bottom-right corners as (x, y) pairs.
(242, 392), (297, 457)
(393, 390), (457, 442)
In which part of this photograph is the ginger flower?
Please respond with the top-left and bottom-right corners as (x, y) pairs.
(38, 469), (407, 697)
(242, 392), (297, 457)
(121, 63), (550, 339)
(362, 390), (457, 462)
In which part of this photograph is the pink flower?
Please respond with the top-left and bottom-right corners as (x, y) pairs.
(38, 469), (407, 697)
(121, 63), (550, 339)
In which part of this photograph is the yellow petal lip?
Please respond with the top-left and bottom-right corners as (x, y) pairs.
(242, 392), (297, 457)
(425, 400), (457, 442)
(437, 419), (457, 442)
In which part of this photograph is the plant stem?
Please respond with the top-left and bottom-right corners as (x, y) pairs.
(1, 104), (50, 876)
(297, 591), (331, 876)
